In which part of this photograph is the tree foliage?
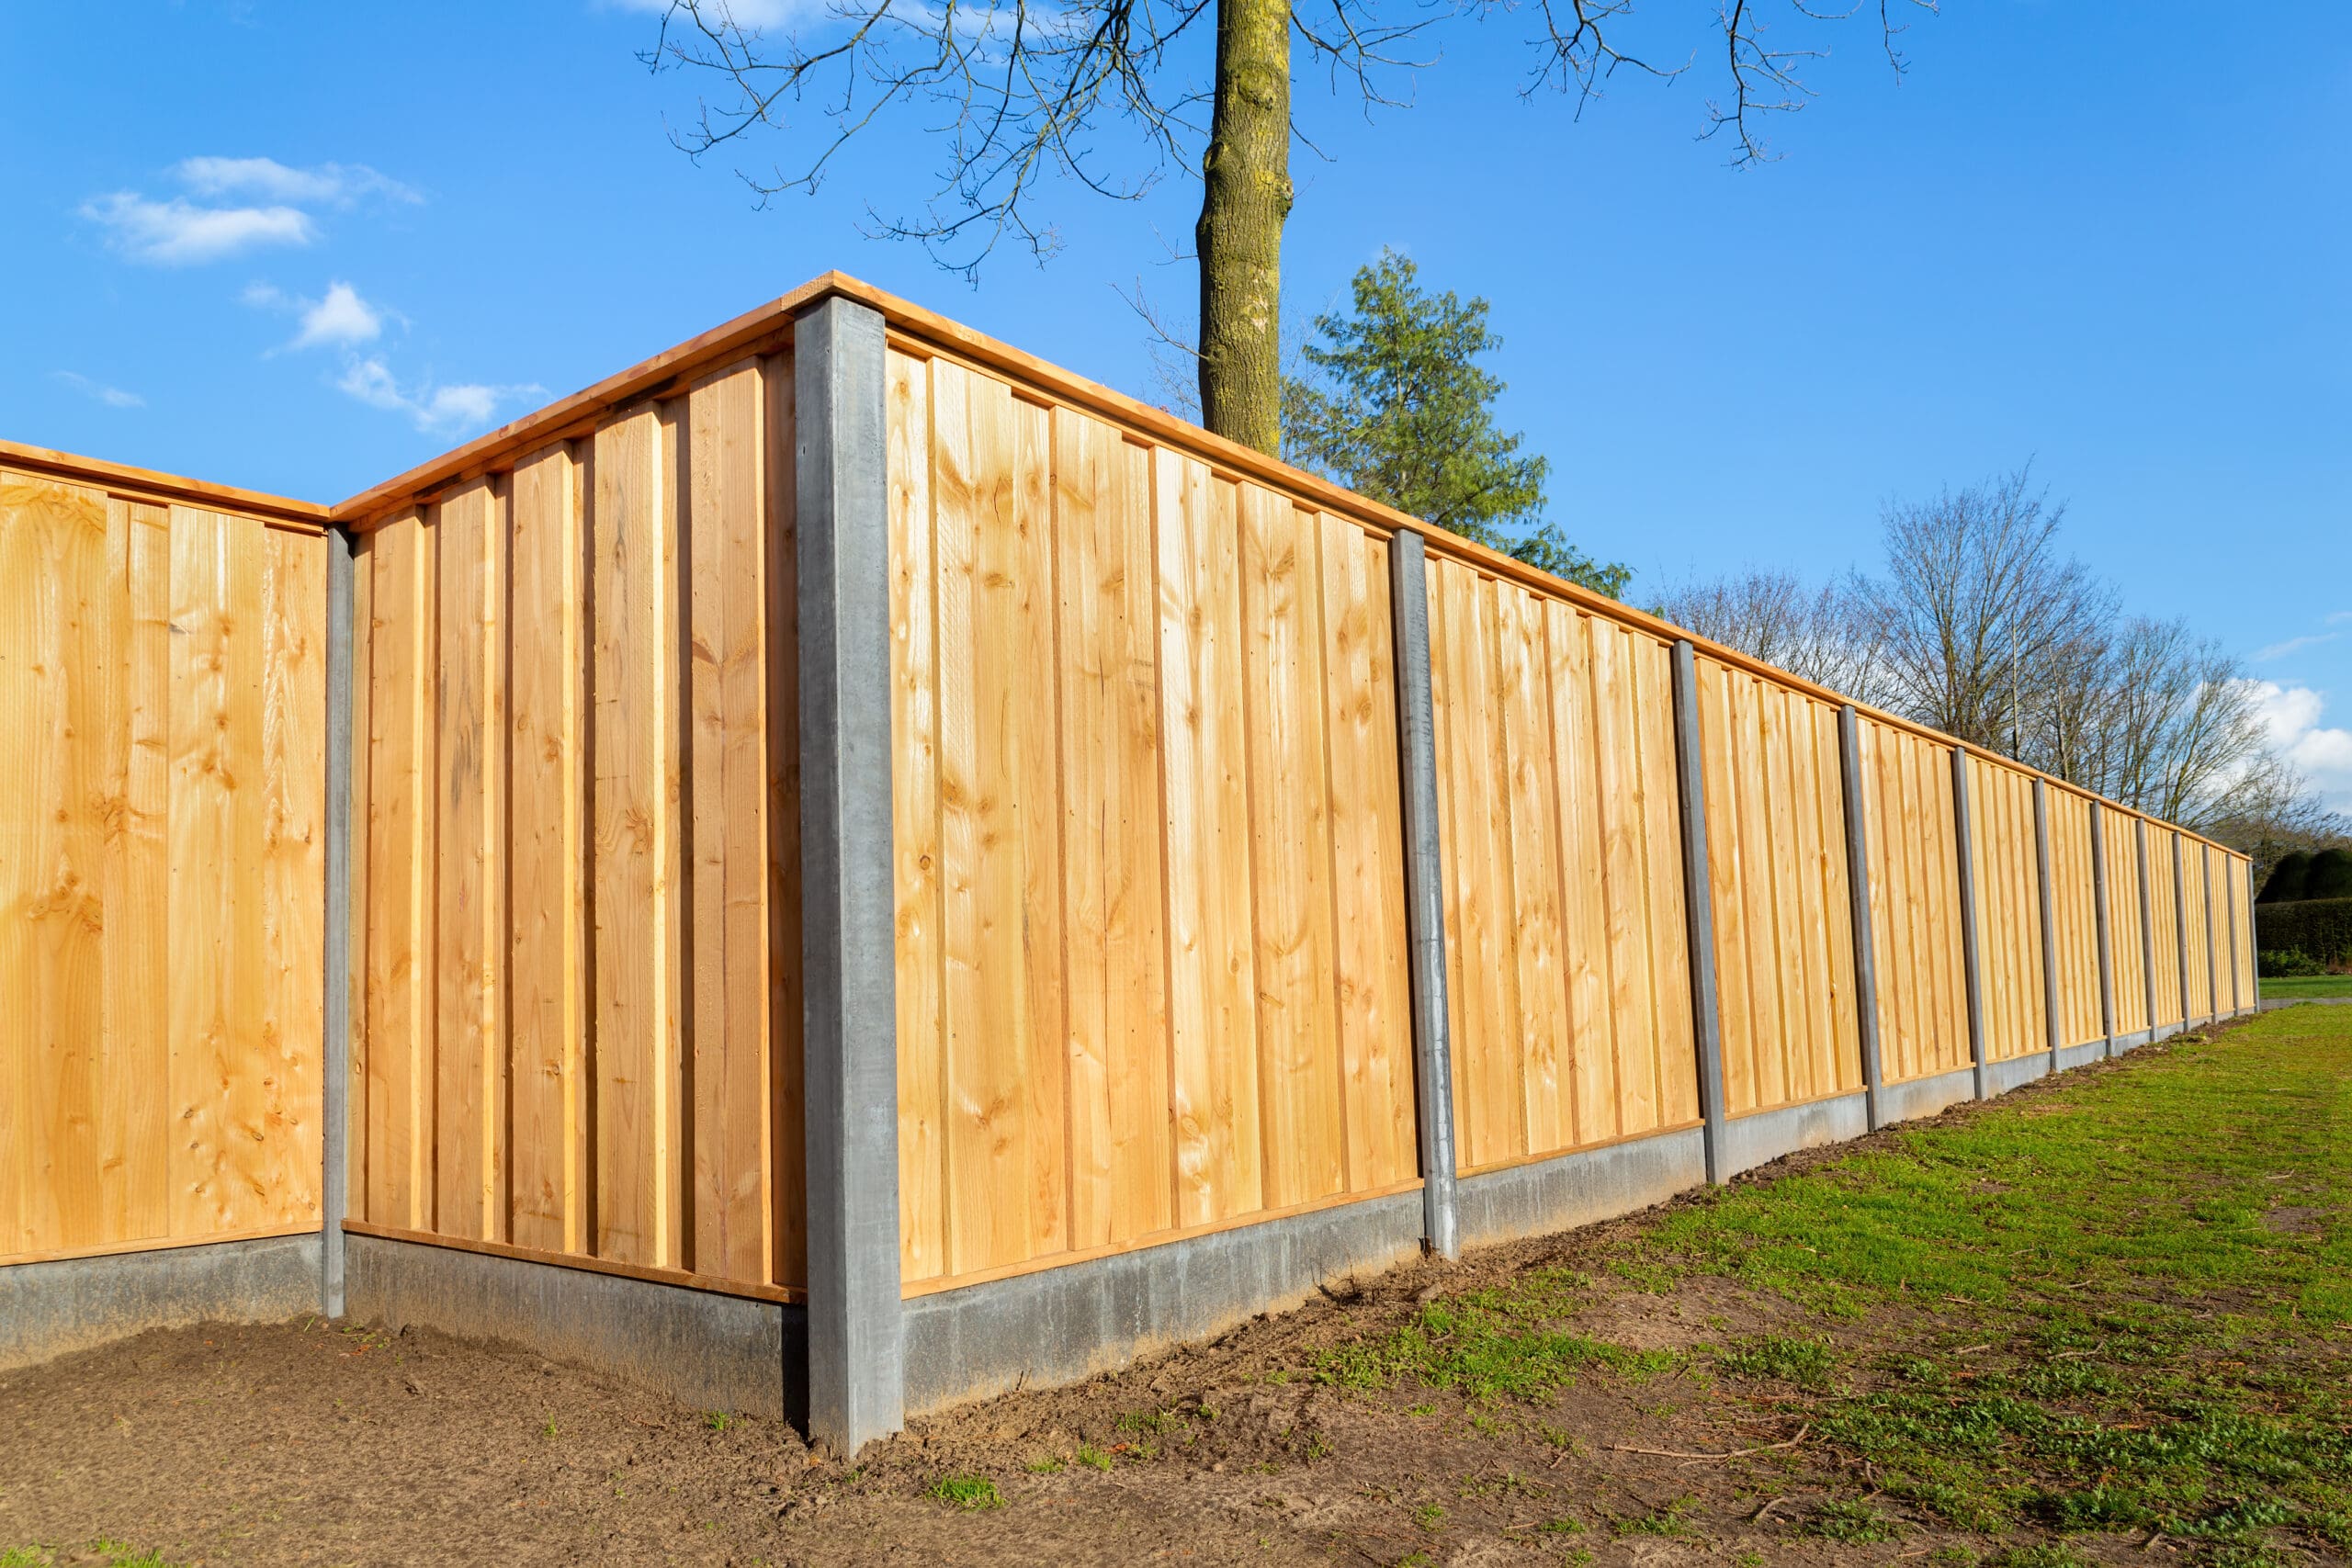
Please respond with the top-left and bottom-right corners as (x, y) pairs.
(1282, 252), (1630, 597)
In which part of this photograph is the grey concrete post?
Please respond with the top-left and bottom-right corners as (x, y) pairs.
(1951, 750), (1991, 1101)
(2089, 802), (2117, 1056)
(1668, 642), (1727, 1183)
(1836, 706), (1885, 1130)
(2201, 843), (2219, 1025)
(2032, 781), (2062, 1073)
(322, 525), (353, 1318)
(1386, 530), (1458, 1260)
(2173, 834), (2192, 1031)
(2136, 819), (2158, 1039)
(794, 295), (904, 1457)
(2245, 858), (2258, 1012)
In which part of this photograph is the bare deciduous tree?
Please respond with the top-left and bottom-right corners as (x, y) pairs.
(641, 0), (1935, 455)
(1849, 467), (2114, 752)
(1649, 566), (1885, 701)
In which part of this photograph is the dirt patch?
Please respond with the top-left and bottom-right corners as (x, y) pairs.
(4, 1023), (2340, 1567)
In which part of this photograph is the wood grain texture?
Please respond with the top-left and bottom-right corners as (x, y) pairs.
(1965, 756), (2045, 1065)
(507, 443), (585, 1255)
(2099, 803), (2149, 1037)
(2045, 788), (2102, 1048)
(2146, 829), (2183, 1029)
(589, 405), (678, 1269)
(684, 360), (775, 1285)
(1860, 721), (1971, 1085)
(1694, 656), (1860, 1117)
(0, 474), (326, 1267)
(434, 479), (507, 1241)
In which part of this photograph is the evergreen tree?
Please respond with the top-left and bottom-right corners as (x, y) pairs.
(1283, 253), (1631, 598)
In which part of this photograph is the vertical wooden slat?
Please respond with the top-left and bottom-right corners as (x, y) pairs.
(1489, 581), (1568, 1159)
(932, 364), (1067, 1276)
(1158, 454), (1261, 1222)
(886, 348), (945, 1283)
(1317, 517), (1415, 1189)
(434, 480), (505, 1241)
(1553, 606), (1620, 1147)
(1238, 487), (1346, 1208)
(263, 526), (326, 1234)
(364, 509), (432, 1229)
(686, 360), (776, 1284)
(1635, 634), (1698, 1128)
(508, 445), (585, 1254)
(1055, 410), (1171, 1249)
(117, 501), (173, 1243)
(590, 405), (677, 1268)
(168, 505), (267, 1235)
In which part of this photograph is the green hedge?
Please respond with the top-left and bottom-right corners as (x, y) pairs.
(2255, 897), (2352, 970)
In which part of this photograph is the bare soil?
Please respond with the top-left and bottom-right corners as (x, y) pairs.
(2, 1038), (2339, 1567)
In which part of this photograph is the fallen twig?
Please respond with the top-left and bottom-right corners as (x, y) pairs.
(1750, 1495), (1787, 1522)
(1607, 1423), (1809, 1461)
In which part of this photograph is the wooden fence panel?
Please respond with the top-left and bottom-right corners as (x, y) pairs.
(1692, 656), (1860, 1118)
(2100, 807), (2150, 1038)
(350, 355), (805, 1298)
(1964, 756), (2046, 1064)
(886, 349), (1419, 1295)
(2181, 840), (2213, 1020)
(2228, 854), (2253, 1008)
(2045, 787), (2103, 1050)
(2146, 829), (2184, 1030)
(1858, 719), (1971, 1085)
(0, 468), (324, 1267)
(1425, 558), (1698, 1172)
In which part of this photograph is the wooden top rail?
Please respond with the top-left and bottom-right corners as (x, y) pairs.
(2, 274), (2247, 860)
(0, 437), (331, 533)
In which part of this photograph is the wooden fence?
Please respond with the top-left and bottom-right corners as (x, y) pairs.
(0, 281), (2264, 1398)
(0, 458), (326, 1267)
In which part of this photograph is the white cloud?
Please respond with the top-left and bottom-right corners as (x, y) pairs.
(175, 155), (422, 207)
(293, 281), (385, 348)
(243, 279), (397, 353)
(82, 191), (316, 265)
(51, 371), (144, 410)
(2249, 680), (2352, 817)
(336, 356), (544, 436)
(2256, 630), (2341, 662)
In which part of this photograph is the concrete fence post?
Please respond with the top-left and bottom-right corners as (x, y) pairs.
(1386, 530), (1459, 1259)
(322, 525), (354, 1318)
(2090, 802), (2118, 1057)
(2173, 835), (2192, 1032)
(1836, 706), (1885, 1131)
(1669, 641), (1728, 1183)
(2136, 819), (2158, 1042)
(1951, 750), (1991, 1100)
(794, 295), (904, 1457)
(2033, 781), (2063, 1075)
(2245, 858), (2258, 1013)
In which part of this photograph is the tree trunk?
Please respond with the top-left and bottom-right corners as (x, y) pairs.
(1196, 0), (1292, 455)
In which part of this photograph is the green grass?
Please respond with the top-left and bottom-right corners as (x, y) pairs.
(2260, 975), (2352, 999)
(1628, 1008), (2352, 1562)
(1314, 1268), (1677, 1400)
(926, 1473), (1003, 1510)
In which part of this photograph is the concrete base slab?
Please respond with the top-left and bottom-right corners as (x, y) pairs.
(0, 1233), (322, 1372)
(1985, 1054), (2051, 1096)
(2110, 1028), (2153, 1053)
(1877, 1066), (1978, 1126)
(1454, 1128), (1707, 1252)
(346, 1234), (800, 1423)
(1719, 1094), (1869, 1180)
(2056, 1041), (2106, 1073)
(903, 1191), (1423, 1417)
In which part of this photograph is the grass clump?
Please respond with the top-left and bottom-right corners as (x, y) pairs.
(926, 1473), (1002, 1510)
(1808, 1497), (1903, 1542)
(1316, 1266), (1674, 1402)
(1714, 1332), (1837, 1389)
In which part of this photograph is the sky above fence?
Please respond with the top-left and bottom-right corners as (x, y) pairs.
(1, 0), (2345, 810)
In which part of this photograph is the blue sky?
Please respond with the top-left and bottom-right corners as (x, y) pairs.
(4, 1), (2346, 808)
